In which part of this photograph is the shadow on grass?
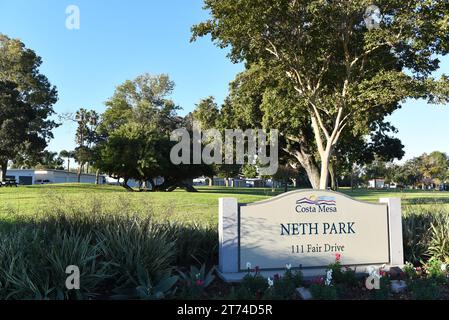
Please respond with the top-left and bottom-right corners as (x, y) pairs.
(30, 183), (127, 193)
(196, 187), (287, 197)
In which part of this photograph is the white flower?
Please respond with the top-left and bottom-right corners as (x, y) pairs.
(246, 262), (252, 269)
(441, 264), (447, 272)
(325, 270), (333, 286)
(366, 266), (377, 276)
(267, 278), (274, 287)
(286, 264), (292, 270)
(381, 264), (387, 270)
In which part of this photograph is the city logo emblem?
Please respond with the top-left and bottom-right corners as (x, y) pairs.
(295, 195), (337, 213)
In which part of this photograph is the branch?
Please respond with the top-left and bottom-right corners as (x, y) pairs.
(292, 68), (306, 93)
(313, 53), (332, 95)
(332, 122), (348, 147)
(350, 43), (387, 69)
(329, 106), (344, 145)
(339, 112), (352, 128)
(309, 100), (330, 140)
(265, 39), (280, 59)
(285, 134), (301, 144)
(310, 114), (325, 157)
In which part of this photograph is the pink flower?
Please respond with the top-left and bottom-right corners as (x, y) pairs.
(335, 253), (342, 262)
(196, 279), (205, 286)
(312, 276), (324, 285)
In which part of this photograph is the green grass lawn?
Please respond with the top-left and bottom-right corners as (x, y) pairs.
(1, 184), (448, 226)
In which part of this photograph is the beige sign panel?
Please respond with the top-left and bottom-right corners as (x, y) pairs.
(239, 190), (390, 270)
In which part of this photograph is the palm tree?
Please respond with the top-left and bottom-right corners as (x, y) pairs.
(59, 150), (75, 172)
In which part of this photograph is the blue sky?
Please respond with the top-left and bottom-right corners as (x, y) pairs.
(0, 0), (448, 161)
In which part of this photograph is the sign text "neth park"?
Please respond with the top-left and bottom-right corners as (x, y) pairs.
(280, 222), (356, 236)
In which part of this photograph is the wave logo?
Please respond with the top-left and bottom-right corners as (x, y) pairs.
(295, 195), (337, 213)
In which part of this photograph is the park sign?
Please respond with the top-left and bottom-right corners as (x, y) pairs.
(218, 190), (404, 281)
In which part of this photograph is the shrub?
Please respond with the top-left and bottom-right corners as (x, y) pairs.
(423, 258), (448, 285)
(427, 214), (449, 262)
(403, 205), (449, 264)
(409, 278), (441, 300)
(402, 208), (433, 264)
(403, 262), (419, 280)
(0, 226), (110, 300)
(163, 223), (218, 268)
(112, 264), (179, 300)
(238, 270), (269, 300)
(0, 196), (212, 300)
(262, 269), (303, 300)
(177, 264), (216, 299)
(369, 277), (390, 300)
(96, 216), (175, 291)
(309, 284), (338, 300)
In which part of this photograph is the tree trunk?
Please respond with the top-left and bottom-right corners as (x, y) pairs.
(183, 183), (198, 192)
(319, 153), (330, 190)
(148, 179), (155, 191)
(77, 166), (81, 183)
(291, 151), (320, 189)
(292, 178), (298, 189)
(67, 159), (70, 172)
(95, 169), (100, 185)
(0, 160), (7, 182)
(122, 178), (134, 192)
(350, 167), (354, 191)
(329, 162), (337, 191)
(209, 176), (214, 186)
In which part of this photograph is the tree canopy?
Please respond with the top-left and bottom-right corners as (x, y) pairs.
(0, 34), (58, 181)
(96, 74), (213, 191)
(192, 0), (449, 189)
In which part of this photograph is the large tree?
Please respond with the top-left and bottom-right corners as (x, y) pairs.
(419, 151), (449, 186)
(59, 150), (76, 172)
(190, 96), (243, 186)
(192, 0), (449, 189)
(0, 35), (58, 181)
(60, 109), (100, 180)
(97, 74), (212, 191)
(74, 109), (99, 179)
(217, 62), (405, 189)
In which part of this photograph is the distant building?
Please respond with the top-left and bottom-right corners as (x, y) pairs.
(5, 169), (106, 185)
(194, 177), (268, 188)
(105, 176), (164, 189)
(368, 178), (386, 189)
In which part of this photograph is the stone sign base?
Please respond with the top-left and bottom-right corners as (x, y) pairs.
(217, 264), (405, 283)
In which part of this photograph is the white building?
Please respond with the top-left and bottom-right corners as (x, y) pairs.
(105, 176), (165, 189)
(5, 169), (106, 185)
(368, 178), (386, 189)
